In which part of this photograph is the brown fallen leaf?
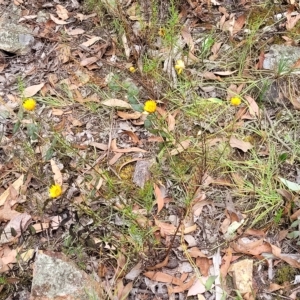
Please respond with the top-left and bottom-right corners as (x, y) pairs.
(23, 83), (45, 98)
(143, 271), (172, 283)
(244, 95), (259, 118)
(52, 108), (64, 116)
(201, 71), (222, 81)
(56, 5), (69, 20)
(154, 183), (165, 214)
(233, 14), (246, 35)
(117, 111), (142, 120)
(229, 136), (253, 152)
(196, 257), (210, 277)
(89, 142), (108, 151)
(0, 201), (21, 222)
(268, 283), (284, 292)
(188, 247), (207, 258)
(155, 219), (176, 237)
(213, 70), (237, 76)
(50, 159), (63, 186)
(192, 200), (213, 217)
(181, 26), (194, 52)
(168, 276), (196, 295)
(286, 9), (300, 31)
(80, 57), (99, 67)
(75, 13), (97, 21)
(220, 247), (232, 279)
(187, 277), (207, 296)
(0, 175), (24, 206)
(108, 153), (123, 165)
(170, 140), (191, 155)
(32, 223), (50, 233)
(119, 281), (133, 300)
(209, 42), (222, 61)
(230, 238), (272, 256)
(291, 209), (300, 221)
(66, 28), (85, 35)
(148, 136), (164, 143)
(122, 130), (140, 144)
(80, 36), (101, 48)
(112, 145), (146, 154)
(50, 13), (69, 25)
(0, 213), (31, 245)
(168, 114), (176, 131)
(146, 255), (169, 270)
(101, 98), (131, 109)
(271, 244), (300, 268)
(256, 50), (265, 70)
(243, 228), (266, 238)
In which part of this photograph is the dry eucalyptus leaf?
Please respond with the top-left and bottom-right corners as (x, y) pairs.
(76, 13), (96, 21)
(102, 99), (131, 109)
(170, 140), (191, 155)
(0, 175), (24, 206)
(50, 14), (69, 25)
(50, 159), (63, 186)
(56, 5), (69, 20)
(66, 28), (85, 35)
(229, 136), (253, 152)
(80, 36), (101, 48)
(0, 213), (31, 245)
(117, 111), (142, 120)
(23, 83), (45, 98)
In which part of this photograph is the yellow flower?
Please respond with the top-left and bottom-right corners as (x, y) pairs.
(144, 100), (157, 113)
(23, 98), (36, 111)
(129, 66), (136, 73)
(175, 59), (185, 75)
(158, 28), (166, 37)
(49, 184), (62, 198)
(230, 96), (242, 106)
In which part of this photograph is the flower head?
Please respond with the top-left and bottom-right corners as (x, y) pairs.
(144, 100), (157, 113)
(230, 96), (242, 106)
(23, 98), (36, 111)
(158, 28), (166, 37)
(175, 59), (185, 75)
(49, 184), (62, 198)
(129, 66), (136, 73)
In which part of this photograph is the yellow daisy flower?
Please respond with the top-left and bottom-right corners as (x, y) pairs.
(175, 59), (185, 75)
(49, 184), (62, 198)
(144, 100), (157, 113)
(230, 96), (242, 106)
(158, 28), (166, 37)
(129, 66), (136, 73)
(23, 98), (36, 111)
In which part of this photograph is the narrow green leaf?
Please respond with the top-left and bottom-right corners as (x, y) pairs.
(205, 275), (217, 291)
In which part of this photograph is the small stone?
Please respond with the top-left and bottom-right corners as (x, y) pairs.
(166, 259), (179, 269)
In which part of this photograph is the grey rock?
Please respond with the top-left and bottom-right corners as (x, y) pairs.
(263, 44), (300, 71)
(0, 4), (34, 54)
(30, 251), (105, 300)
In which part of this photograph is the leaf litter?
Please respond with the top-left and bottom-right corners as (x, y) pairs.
(1, 0), (300, 299)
